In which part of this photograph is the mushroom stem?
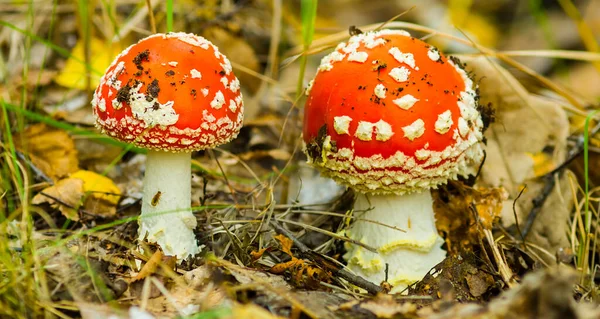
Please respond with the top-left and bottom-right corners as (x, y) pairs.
(139, 150), (200, 259)
(344, 191), (445, 293)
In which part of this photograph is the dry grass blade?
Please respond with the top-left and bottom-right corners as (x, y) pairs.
(276, 218), (378, 253)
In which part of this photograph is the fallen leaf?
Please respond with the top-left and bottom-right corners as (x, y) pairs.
(410, 253), (501, 302)
(465, 272), (493, 298)
(269, 235), (331, 289)
(463, 56), (573, 263)
(32, 170), (121, 219)
(274, 234), (293, 256)
(32, 177), (83, 220)
(434, 183), (507, 253)
(134, 250), (175, 282)
(54, 37), (124, 90)
(71, 170), (121, 206)
(239, 149), (291, 161)
(16, 123), (79, 181)
(337, 294), (417, 319)
(250, 247), (268, 261)
(228, 303), (285, 319)
(433, 267), (600, 319)
(526, 151), (557, 177)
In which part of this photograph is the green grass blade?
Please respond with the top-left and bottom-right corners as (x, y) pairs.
(166, 0), (173, 32)
(296, 0), (318, 98)
(583, 110), (598, 233)
(1, 102), (143, 152)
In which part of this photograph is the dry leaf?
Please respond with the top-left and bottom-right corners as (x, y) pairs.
(411, 253), (501, 302)
(239, 149), (291, 161)
(134, 250), (176, 282)
(74, 170), (121, 217)
(274, 234), (293, 256)
(16, 123), (79, 181)
(54, 37), (124, 90)
(250, 247), (268, 261)
(434, 183), (507, 253)
(269, 234), (330, 289)
(32, 170), (121, 219)
(526, 151), (557, 177)
(32, 177), (83, 220)
(432, 268), (600, 319)
(228, 303), (285, 319)
(71, 170), (121, 205)
(463, 56), (572, 262)
(337, 294), (417, 318)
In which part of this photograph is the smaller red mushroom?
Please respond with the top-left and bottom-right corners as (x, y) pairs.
(303, 29), (484, 292)
(92, 32), (244, 260)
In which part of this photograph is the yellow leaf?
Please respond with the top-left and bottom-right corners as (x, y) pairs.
(229, 303), (285, 319)
(274, 234), (294, 256)
(71, 170), (121, 205)
(250, 247), (267, 261)
(526, 151), (556, 177)
(32, 170), (121, 220)
(16, 123), (79, 181)
(32, 178), (84, 221)
(55, 37), (124, 90)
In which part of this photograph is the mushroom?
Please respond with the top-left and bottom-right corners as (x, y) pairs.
(303, 29), (484, 292)
(92, 32), (244, 260)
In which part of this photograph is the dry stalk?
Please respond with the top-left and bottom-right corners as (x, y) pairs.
(483, 229), (515, 288)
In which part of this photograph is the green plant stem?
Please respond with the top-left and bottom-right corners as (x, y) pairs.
(166, 0), (173, 32)
(578, 110), (598, 282)
(296, 0), (318, 98)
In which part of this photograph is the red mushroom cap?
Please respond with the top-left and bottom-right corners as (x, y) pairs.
(92, 32), (243, 151)
(303, 30), (484, 194)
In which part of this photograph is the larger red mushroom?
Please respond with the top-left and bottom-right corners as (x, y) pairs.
(92, 33), (243, 260)
(303, 29), (484, 292)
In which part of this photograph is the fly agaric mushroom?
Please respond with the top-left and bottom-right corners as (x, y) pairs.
(92, 32), (243, 260)
(303, 29), (484, 292)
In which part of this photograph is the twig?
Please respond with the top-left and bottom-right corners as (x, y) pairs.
(39, 192), (99, 219)
(276, 218), (378, 253)
(16, 151), (53, 183)
(144, 0), (157, 33)
(470, 204), (515, 287)
(207, 149), (240, 208)
(522, 121), (600, 237)
(269, 219), (383, 295)
(513, 185), (527, 246)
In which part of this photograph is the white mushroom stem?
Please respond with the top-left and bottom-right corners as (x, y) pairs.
(344, 191), (446, 293)
(139, 150), (200, 260)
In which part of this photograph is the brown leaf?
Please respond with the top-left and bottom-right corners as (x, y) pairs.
(338, 294), (417, 318)
(410, 253), (501, 301)
(250, 247), (268, 261)
(16, 123), (79, 181)
(32, 177), (84, 220)
(274, 234), (294, 256)
(32, 170), (121, 220)
(465, 273), (494, 298)
(463, 56), (573, 263)
(434, 183), (507, 253)
(229, 303), (285, 319)
(269, 259), (300, 275)
(71, 170), (121, 218)
(134, 250), (166, 282)
(239, 149), (291, 161)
